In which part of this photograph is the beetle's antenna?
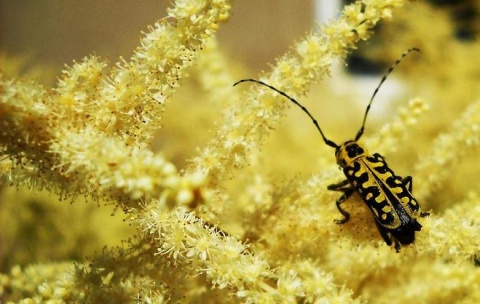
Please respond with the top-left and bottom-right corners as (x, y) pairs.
(233, 79), (339, 149)
(354, 48), (420, 141)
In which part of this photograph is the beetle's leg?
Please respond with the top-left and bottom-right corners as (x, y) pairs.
(373, 220), (401, 252)
(327, 179), (350, 191)
(402, 176), (413, 192)
(402, 176), (430, 217)
(333, 189), (355, 224)
(328, 180), (354, 225)
(393, 239), (401, 253)
(420, 211), (430, 217)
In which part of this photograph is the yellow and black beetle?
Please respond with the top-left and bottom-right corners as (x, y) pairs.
(234, 48), (429, 252)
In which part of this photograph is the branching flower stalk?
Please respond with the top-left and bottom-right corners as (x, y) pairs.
(413, 99), (480, 203)
(134, 0), (413, 300)
(1, 0), (230, 209)
(190, 0), (407, 186)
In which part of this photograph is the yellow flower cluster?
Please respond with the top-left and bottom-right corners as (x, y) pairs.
(1, 0), (230, 209)
(190, 0), (407, 188)
(414, 100), (480, 202)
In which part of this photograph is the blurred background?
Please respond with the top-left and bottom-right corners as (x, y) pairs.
(1, 0), (477, 81)
(0, 0), (314, 81)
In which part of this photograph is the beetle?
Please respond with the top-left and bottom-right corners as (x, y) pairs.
(233, 48), (429, 252)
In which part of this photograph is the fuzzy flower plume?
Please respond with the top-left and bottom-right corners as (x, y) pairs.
(413, 99), (480, 203)
(2, 0), (480, 303)
(1, 0), (229, 208)
(365, 97), (430, 155)
(190, 0), (406, 186)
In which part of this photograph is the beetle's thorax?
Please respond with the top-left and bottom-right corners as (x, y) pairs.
(335, 140), (368, 168)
